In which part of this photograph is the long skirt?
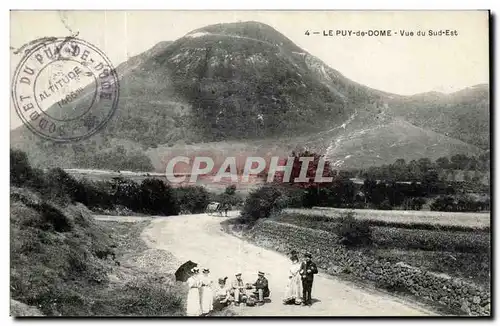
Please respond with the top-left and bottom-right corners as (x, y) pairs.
(283, 275), (303, 303)
(186, 287), (202, 316)
(201, 286), (214, 314)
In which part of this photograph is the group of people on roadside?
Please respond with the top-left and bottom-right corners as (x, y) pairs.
(186, 268), (270, 316)
(185, 251), (318, 316)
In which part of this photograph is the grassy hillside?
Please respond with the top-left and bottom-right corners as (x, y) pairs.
(322, 118), (484, 169)
(10, 187), (115, 315)
(387, 84), (489, 149)
(10, 132), (155, 171)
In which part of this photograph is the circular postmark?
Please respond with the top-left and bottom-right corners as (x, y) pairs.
(12, 37), (119, 142)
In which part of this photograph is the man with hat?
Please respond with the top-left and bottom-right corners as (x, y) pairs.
(299, 252), (318, 306)
(230, 272), (247, 306)
(252, 271), (270, 306)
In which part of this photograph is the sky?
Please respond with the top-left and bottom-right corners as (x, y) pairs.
(10, 10), (489, 129)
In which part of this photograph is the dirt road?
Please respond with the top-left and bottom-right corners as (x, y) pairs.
(135, 212), (437, 316)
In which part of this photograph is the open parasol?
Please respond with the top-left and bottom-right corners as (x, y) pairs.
(175, 260), (198, 282)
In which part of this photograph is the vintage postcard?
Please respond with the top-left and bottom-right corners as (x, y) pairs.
(10, 10), (490, 317)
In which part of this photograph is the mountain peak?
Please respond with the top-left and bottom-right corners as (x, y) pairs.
(190, 20), (280, 35)
(185, 20), (303, 52)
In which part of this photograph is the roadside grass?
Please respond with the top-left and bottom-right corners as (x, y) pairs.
(92, 205), (148, 217)
(76, 220), (186, 316)
(220, 216), (255, 235)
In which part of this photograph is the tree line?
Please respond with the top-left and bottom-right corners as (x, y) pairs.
(354, 153), (490, 182)
(265, 151), (490, 212)
(264, 151), (489, 184)
(10, 149), (241, 216)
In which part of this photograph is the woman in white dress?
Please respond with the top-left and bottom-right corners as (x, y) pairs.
(186, 267), (202, 316)
(200, 268), (214, 315)
(283, 254), (303, 305)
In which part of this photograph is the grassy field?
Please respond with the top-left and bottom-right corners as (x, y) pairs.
(274, 211), (490, 287)
(285, 207), (490, 228)
(275, 213), (490, 252)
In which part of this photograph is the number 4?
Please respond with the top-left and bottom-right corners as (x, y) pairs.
(305, 30), (310, 36)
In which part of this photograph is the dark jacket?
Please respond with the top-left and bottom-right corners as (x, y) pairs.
(253, 277), (270, 297)
(300, 261), (318, 282)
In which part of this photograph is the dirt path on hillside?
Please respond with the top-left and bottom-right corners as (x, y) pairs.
(130, 212), (437, 316)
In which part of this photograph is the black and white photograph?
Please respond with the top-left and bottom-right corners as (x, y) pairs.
(9, 10), (491, 317)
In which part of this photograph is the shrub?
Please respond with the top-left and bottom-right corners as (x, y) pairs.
(37, 202), (73, 232)
(431, 195), (484, 212)
(174, 186), (210, 214)
(378, 276), (408, 293)
(10, 149), (33, 186)
(224, 184), (237, 196)
(281, 187), (306, 208)
(241, 185), (286, 222)
(377, 200), (393, 210)
(43, 168), (81, 204)
(336, 211), (372, 247)
(15, 199), (72, 233)
(302, 188), (320, 208)
(456, 195), (482, 212)
(74, 179), (113, 209)
(430, 195), (454, 211)
(10, 150), (46, 191)
(11, 149), (194, 216)
(352, 201), (367, 209)
(139, 179), (180, 215)
(402, 197), (426, 210)
(110, 177), (142, 211)
(214, 185), (244, 211)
